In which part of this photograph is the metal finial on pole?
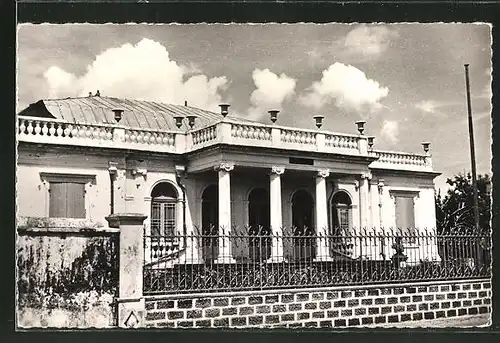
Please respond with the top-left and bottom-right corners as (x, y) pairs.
(464, 64), (480, 233)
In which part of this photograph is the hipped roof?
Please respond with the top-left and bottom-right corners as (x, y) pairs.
(18, 96), (258, 131)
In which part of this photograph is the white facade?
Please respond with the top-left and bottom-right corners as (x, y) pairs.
(16, 96), (442, 264)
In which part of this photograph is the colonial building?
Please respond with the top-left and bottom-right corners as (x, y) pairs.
(16, 93), (441, 264)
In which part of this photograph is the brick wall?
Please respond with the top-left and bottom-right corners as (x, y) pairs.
(144, 278), (491, 328)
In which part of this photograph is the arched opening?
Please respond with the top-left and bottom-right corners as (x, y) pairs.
(201, 184), (218, 261)
(150, 182), (178, 236)
(291, 189), (315, 260)
(248, 188), (271, 261)
(330, 191), (353, 235)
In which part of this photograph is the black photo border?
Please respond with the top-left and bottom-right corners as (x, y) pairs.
(3, 1), (500, 342)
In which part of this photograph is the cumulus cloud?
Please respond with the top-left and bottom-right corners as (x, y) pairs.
(380, 120), (399, 144)
(299, 62), (389, 114)
(43, 38), (228, 112)
(44, 66), (78, 99)
(344, 24), (398, 58)
(247, 68), (296, 120)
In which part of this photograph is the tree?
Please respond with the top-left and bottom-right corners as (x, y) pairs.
(435, 173), (491, 235)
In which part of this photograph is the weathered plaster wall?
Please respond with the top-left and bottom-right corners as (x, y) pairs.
(16, 220), (118, 328)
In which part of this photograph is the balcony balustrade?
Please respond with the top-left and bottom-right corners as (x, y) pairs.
(370, 150), (432, 172)
(17, 115), (432, 171)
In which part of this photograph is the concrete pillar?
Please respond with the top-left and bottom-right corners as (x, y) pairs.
(175, 132), (187, 153)
(316, 132), (325, 152)
(369, 178), (381, 259)
(105, 213), (147, 328)
(214, 162), (236, 263)
(217, 122), (232, 143)
(271, 127), (281, 147)
(357, 135), (368, 155)
(370, 179), (380, 231)
(359, 173), (371, 229)
(377, 179), (388, 260)
(355, 173), (370, 259)
(315, 169), (332, 261)
(268, 166), (285, 262)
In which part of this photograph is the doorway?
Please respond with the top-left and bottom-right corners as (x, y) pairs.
(248, 188), (271, 261)
(201, 184), (218, 261)
(291, 189), (315, 260)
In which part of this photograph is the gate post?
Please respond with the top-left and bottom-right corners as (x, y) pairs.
(106, 213), (147, 328)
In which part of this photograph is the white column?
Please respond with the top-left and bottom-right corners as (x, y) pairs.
(268, 166), (285, 262)
(377, 180), (388, 260)
(359, 173), (370, 229)
(369, 178), (381, 259)
(315, 169), (332, 261)
(215, 162), (236, 263)
(370, 179), (380, 231)
(355, 173), (370, 259)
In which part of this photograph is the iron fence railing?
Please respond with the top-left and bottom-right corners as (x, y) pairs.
(143, 226), (491, 295)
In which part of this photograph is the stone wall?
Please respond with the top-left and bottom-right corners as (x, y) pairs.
(144, 278), (491, 328)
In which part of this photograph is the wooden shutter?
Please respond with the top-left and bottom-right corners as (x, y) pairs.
(395, 196), (415, 233)
(49, 182), (85, 218)
(66, 182), (85, 218)
(49, 183), (67, 217)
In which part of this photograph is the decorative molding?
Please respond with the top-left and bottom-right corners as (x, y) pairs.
(377, 179), (385, 196)
(131, 168), (147, 177)
(271, 166), (285, 175)
(214, 162), (235, 172)
(360, 172), (372, 180)
(108, 161), (118, 176)
(389, 189), (420, 202)
(39, 172), (96, 185)
(317, 169), (330, 178)
(354, 180), (359, 191)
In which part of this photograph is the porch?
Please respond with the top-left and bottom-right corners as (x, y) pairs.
(144, 155), (379, 263)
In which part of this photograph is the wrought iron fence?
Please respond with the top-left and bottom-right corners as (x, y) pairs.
(143, 226), (491, 295)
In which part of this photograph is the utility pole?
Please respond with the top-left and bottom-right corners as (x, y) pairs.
(464, 64), (482, 268)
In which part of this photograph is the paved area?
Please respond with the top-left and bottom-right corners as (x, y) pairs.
(365, 314), (491, 328)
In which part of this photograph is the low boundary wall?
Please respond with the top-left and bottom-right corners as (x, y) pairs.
(144, 278), (491, 328)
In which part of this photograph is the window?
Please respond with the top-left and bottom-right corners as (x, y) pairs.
(150, 182), (178, 236)
(330, 191), (352, 234)
(50, 182), (85, 218)
(391, 191), (419, 242)
(41, 173), (95, 219)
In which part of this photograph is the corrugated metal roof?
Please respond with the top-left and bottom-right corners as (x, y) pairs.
(29, 96), (258, 131)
